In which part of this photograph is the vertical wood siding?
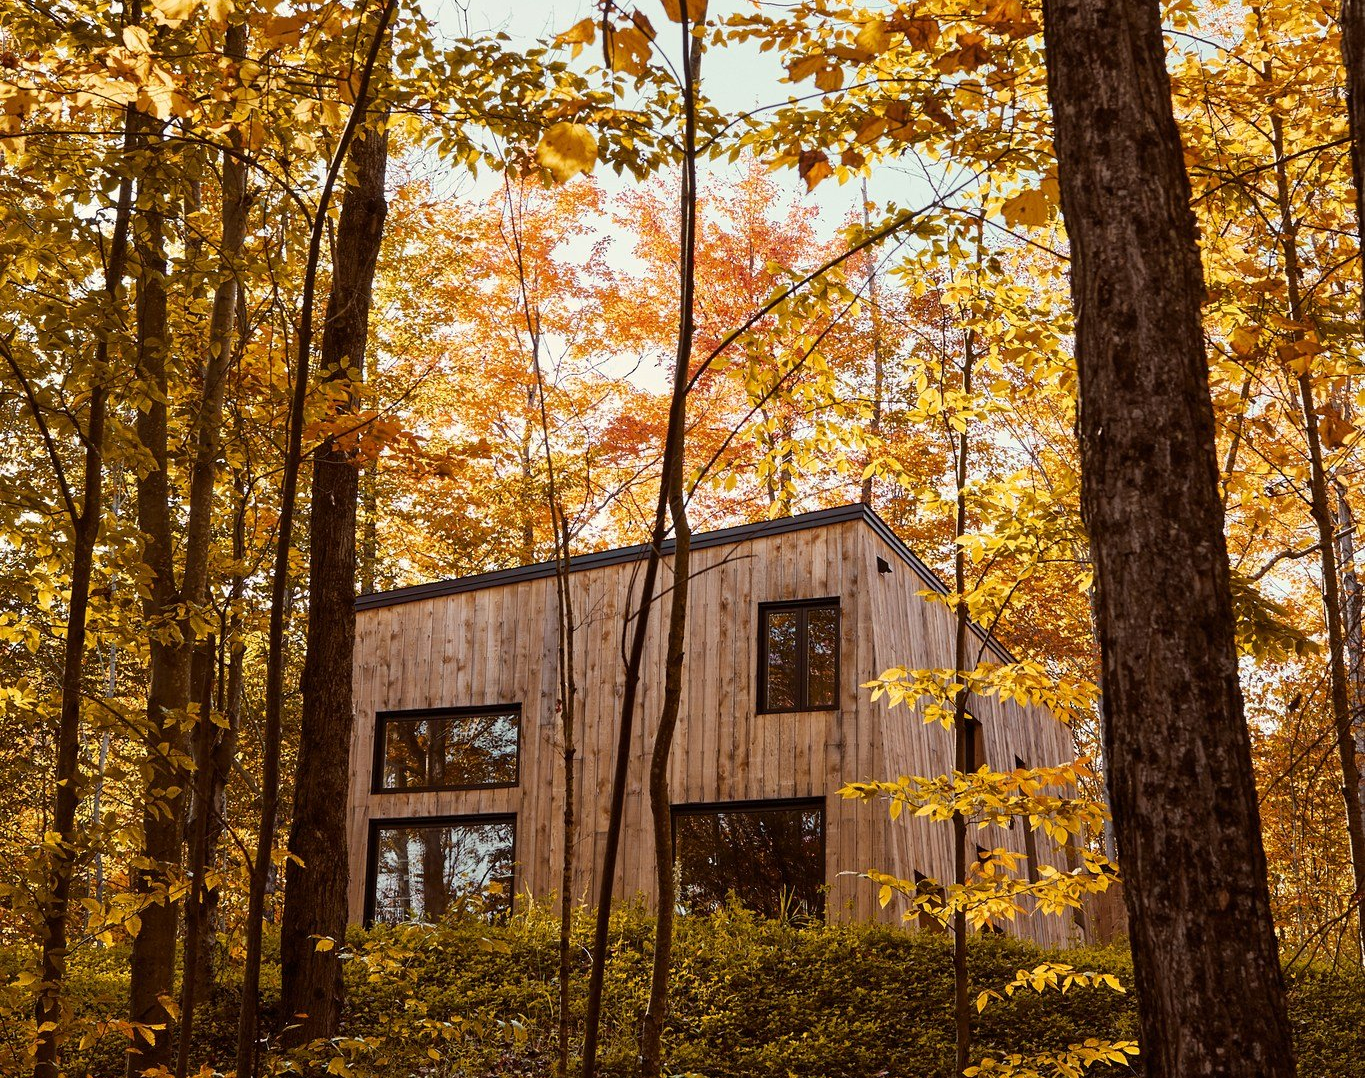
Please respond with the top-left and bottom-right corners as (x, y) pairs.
(347, 515), (1082, 944)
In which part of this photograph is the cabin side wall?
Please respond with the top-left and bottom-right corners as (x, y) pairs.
(856, 526), (1083, 946)
(348, 517), (1080, 943)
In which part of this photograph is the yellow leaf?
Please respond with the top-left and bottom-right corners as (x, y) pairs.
(1229, 324), (1260, 357)
(536, 122), (597, 183)
(605, 25), (651, 76)
(555, 16), (596, 57)
(207, 0), (233, 23)
(787, 54), (825, 83)
(855, 19), (891, 56)
(262, 13), (308, 48)
(123, 25), (153, 52)
(150, 0), (198, 24)
(661, 0), (707, 23)
(1001, 187), (1051, 229)
(814, 63), (844, 92)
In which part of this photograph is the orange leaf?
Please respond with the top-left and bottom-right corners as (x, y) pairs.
(798, 149), (833, 191)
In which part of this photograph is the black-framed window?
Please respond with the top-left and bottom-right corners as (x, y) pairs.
(365, 814), (515, 925)
(374, 706), (520, 793)
(964, 717), (986, 772)
(758, 599), (840, 712)
(672, 799), (825, 920)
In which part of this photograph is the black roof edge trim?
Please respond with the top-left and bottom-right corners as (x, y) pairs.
(354, 502), (1016, 664)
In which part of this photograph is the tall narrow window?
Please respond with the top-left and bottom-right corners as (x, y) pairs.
(366, 815), (515, 925)
(375, 706), (519, 793)
(758, 599), (840, 712)
(1016, 754), (1040, 883)
(964, 717), (986, 772)
(673, 799), (825, 920)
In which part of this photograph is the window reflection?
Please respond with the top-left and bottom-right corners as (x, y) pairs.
(806, 606), (838, 708)
(380, 708), (519, 791)
(673, 802), (825, 920)
(760, 600), (839, 711)
(369, 817), (514, 924)
(764, 611), (801, 710)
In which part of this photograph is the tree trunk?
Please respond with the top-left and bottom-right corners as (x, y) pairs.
(30, 107), (136, 1078)
(1343, 0), (1365, 329)
(949, 332), (976, 1077)
(280, 117), (389, 1047)
(1041, 1), (1297, 1075)
(639, 14), (700, 1077)
(175, 27), (252, 1074)
(127, 151), (190, 1078)
(1341, 0), (1365, 942)
(190, 471), (247, 1000)
(859, 177), (884, 508)
(1267, 107), (1365, 962)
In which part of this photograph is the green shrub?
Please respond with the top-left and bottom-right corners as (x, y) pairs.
(27, 906), (1365, 1078)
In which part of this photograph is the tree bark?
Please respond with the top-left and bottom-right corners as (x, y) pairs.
(1041, 1), (1297, 1075)
(280, 116), (389, 1048)
(1343, 0), (1365, 330)
(234, 8), (394, 1070)
(1341, 0), (1365, 943)
(1267, 107), (1365, 962)
(174, 26), (252, 1075)
(127, 141), (188, 1078)
(29, 106), (136, 1078)
(949, 332), (976, 1077)
(639, 14), (700, 1077)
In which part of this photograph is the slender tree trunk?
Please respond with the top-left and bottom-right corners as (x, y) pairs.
(948, 332), (976, 1078)
(1268, 110), (1365, 962)
(554, 575), (578, 1078)
(1341, 0), (1365, 940)
(1042, 2), (1296, 1075)
(280, 115), (389, 1048)
(1337, 484), (1365, 877)
(1343, 0), (1365, 328)
(639, 18), (700, 1078)
(174, 28), (252, 1074)
(235, 11), (394, 1071)
(193, 480), (247, 997)
(860, 177), (884, 508)
(30, 108), (136, 1078)
(175, 641), (215, 1078)
(512, 196), (582, 1077)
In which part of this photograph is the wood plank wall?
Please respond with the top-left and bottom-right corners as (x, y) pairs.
(347, 515), (1084, 944)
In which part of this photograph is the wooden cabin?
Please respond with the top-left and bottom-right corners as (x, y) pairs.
(346, 503), (1081, 944)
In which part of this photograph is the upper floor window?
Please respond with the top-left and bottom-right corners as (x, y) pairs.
(758, 599), (839, 712)
(375, 706), (520, 793)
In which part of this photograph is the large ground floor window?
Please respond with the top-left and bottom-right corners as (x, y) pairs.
(365, 814), (515, 925)
(672, 798), (825, 920)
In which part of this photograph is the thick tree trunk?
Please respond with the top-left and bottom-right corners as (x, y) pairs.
(279, 118), (389, 1047)
(1041, 1), (1296, 1075)
(30, 113), (136, 1078)
(234, 11), (394, 1072)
